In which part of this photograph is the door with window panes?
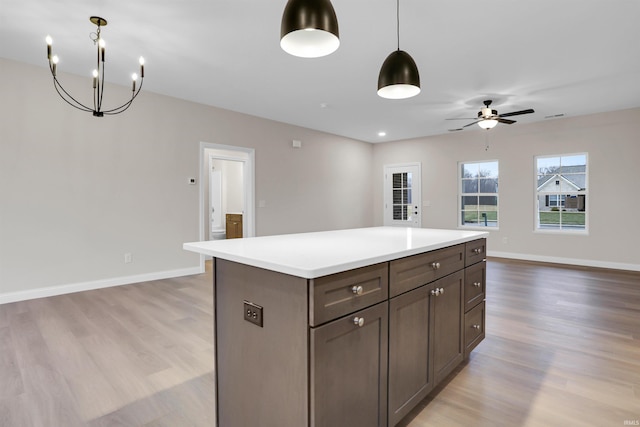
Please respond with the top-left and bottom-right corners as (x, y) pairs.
(384, 164), (422, 227)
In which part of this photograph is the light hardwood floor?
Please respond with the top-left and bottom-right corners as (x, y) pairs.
(1, 259), (639, 426)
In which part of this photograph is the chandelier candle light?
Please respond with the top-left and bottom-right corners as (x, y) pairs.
(46, 16), (144, 117)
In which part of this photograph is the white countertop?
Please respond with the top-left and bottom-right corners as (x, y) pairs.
(183, 226), (488, 279)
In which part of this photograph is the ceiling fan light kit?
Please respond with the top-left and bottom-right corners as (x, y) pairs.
(478, 119), (498, 129)
(280, 0), (340, 58)
(46, 16), (144, 117)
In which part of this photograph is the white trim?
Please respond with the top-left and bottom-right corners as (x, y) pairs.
(488, 250), (640, 272)
(534, 152), (589, 233)
(0, 267), (203, 305)
(383, 162), (422, 228)
(458, 159), (500, 229)
(199, 141), (256, 269)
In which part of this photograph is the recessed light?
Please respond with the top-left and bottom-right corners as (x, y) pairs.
(378, 131), (387, 137)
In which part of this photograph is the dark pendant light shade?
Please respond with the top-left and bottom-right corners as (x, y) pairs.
(280, 0), (340, 58)
(377, 50), (421, 99)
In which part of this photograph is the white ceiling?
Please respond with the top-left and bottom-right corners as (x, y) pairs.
(2, 0), (639, 143)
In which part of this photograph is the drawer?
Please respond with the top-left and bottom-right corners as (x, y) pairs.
(464, 301), (485, 357)
(389, 244), (464, 298)
(464, 260), (486, 312)
(309, 263), (388, 326)
(465, 239), (486, 267)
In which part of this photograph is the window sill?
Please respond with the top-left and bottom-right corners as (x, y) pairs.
(458, 225), (499, 232)
(533, 228), (589, 236)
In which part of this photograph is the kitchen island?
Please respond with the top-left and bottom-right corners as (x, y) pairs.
(184, 226), (488, 427)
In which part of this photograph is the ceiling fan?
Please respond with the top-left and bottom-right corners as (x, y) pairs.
(447, 100), (534, 131)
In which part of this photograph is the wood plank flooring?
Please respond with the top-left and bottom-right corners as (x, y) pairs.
(401, 258), (640, 427)
(1, 258), (639, 426)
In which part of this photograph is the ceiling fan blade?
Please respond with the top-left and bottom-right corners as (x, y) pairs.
(497, 118), (516, 125)
(499, 108), (534, 118)
(445, 117), (476, 121)
(463, 120), (481, 128)
(448, 128), (463, 132)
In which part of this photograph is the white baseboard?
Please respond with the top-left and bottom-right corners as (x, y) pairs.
(488, 250), (640, 272)
(0, 266), (205, 305)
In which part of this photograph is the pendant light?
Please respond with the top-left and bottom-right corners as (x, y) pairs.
(280, 0), (340, 58)
(377, 0), (420, 99)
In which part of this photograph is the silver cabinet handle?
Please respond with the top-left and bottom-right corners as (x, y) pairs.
(472, 324), (481, 330)
(351, 285), (363, 295)
(473, 248), (482, 254)
(439, 287), (444, 295)
(431, 262), (441, 270)
(473, 282), (482, 288)
(431, 288), (440, 296)
(353, 317), (365, 327)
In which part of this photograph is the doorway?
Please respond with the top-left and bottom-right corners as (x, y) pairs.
(199, 142), (255, 245)
(383, 163), (422, 228)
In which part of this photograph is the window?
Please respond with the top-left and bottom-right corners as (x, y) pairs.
(536, 153), (588, 232)
(392, 172), (412, 221)
(459, 160), (499, 228)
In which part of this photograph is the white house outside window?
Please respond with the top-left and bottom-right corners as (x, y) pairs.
(535, 153), (588, 232)
(459, 160), (499, 228)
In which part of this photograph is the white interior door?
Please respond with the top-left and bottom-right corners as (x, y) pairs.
(384, 163), (422, 227)
(209, 168), (223, 236)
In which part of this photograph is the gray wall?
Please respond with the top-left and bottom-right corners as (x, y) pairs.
(2, 55), (638, 303)
(372, 107), (640, 270)
(0, 58), (374, 301)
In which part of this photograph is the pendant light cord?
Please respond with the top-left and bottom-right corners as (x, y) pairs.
(396, 0), (400, 51)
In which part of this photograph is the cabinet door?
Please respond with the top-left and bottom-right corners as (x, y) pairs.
(388, 286), (433, 427)
(432, 271), (464, 385)
(311, 302), (388, 427)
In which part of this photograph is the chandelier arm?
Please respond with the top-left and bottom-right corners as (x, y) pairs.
(52, 76), (93, 112)
(101, 78), (144, 115)
(98, 63), (106, 114)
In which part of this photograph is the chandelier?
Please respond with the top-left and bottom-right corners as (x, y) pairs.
(46, 16), (145, 117)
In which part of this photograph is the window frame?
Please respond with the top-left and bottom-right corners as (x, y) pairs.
(534, 152), (589, 234)
(458, 159), (499, 230)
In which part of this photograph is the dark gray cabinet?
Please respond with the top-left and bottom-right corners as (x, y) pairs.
(388, 242), (483, 426)
(388, 285), (433, 426)
(311, 301), (388, 427)
(388, 266), (464, 426)
(432, 271), (464, 384)
(463, 238), (486, 358)
(212, 238), (487, 427)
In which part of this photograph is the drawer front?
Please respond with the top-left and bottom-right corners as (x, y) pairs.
(389, 244), (464, 298)
(464, 301), (485, 357)
(310, 263), (388, 326)
(465, 238), (486, 267)
(464, 260), (486, 312)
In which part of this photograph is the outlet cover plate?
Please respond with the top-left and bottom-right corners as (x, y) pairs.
(243, 300), (263, 327)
